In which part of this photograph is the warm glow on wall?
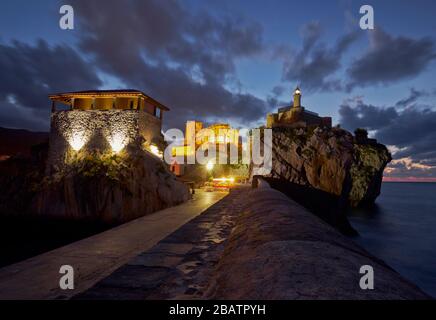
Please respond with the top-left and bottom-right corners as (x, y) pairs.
(172, 145), (194, 157)
(149, 144), (163, 158)
(213, 177), (235, 183)
(108, 132), (128, 153)
(206, 160), (214, 171)
(69, 131), (88, 151)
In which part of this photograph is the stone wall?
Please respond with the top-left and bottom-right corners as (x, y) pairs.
(47, 110), (162, 173)
(207, 185), (430, 299)
(267, 108), (332, 128)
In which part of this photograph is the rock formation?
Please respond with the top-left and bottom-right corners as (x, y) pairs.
(251, 126), (391, 208)
(34, 144), (190, 223)
(0, 143), (190, 224)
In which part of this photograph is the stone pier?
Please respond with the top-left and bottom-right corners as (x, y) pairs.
(77, 184), (430, 300)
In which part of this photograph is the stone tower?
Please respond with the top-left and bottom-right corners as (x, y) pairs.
(46, 90), (169, 173)
(293, 86), (302, 108)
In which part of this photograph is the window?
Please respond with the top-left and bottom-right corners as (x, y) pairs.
(156, 107), (161, 119)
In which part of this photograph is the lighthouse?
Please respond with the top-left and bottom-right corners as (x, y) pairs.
(266, 86), (332, 128)
(293, 86), (302, 108)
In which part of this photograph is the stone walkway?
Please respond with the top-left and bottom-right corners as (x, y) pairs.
(75, 185), (431, 300)
(0, 190), (226, 300)
(75, 187), (249, 300)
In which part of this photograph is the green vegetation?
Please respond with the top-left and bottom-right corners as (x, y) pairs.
(43, 150), (133, 186)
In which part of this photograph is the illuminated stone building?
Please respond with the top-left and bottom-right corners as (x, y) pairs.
(267, 87), (332, 128)
(173, 121), (239, 157)
(47, 90), (169, 172)
(171, 121), (240, 177)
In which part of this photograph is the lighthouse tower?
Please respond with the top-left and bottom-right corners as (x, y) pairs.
(293, 86), (302, 108)
(266, 86), (332, 128)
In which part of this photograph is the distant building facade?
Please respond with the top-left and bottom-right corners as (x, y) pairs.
(172, 121), (239, 158)
(267, 87), (332, 128)
(47, 89), (169, 172)
(171, 121), (240, 177)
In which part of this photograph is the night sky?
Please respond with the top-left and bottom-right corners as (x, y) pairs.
(1, 0), (436, 180)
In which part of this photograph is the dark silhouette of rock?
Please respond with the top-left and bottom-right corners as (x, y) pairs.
(0, 142), (48, 216)
(0, 127), (48, 157)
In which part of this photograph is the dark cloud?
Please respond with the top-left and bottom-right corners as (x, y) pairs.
(347, 29), (436, 89)
(300, 21), (323, 52)
(265, 85), (290, 111)
(71, 0), (267, 129)
(0, 99), (49, 130)
(278, 25), (436, 93)
(0, 40), (102, 130)
(339, 95), (436, 177)
(271, 85), (286, 97)
(376, 107), (436, 159)
(339, 97), (397, 131)
(395, 88), (428, 107)
(281, 22), (360, 92)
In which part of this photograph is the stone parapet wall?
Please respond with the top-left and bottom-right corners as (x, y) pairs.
(207, 187), (430, 299)
(74, 186), (430, 299)
(267, 108), (331, 128)
(47, 110), (162, 172)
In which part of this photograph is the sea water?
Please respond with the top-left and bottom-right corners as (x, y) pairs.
(349, 182), (436, 298)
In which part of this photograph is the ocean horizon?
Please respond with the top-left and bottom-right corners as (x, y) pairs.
(349, 182), (436, 298)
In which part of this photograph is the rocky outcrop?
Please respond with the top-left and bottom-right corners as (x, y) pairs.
(34, 146), (190, 224)
(207, 187), (430, 300)
(0, 143), (190, 224)
(251, 126), (391, 208)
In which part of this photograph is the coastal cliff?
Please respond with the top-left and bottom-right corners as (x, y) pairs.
(251, 126), (392, 207)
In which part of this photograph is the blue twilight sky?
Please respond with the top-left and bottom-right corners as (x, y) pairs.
(1, 0), (436, 179)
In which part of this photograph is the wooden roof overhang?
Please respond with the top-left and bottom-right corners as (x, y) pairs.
(49, 90), (170, 111)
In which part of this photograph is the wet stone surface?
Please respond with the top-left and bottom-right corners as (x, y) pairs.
(76, 188), (247, 300)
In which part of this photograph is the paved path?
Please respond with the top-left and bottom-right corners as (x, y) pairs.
(76, 187), (248, 300)
(0, 190), (227, 300)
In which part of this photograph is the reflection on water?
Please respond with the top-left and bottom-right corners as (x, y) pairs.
(349, 182), (436, 298)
